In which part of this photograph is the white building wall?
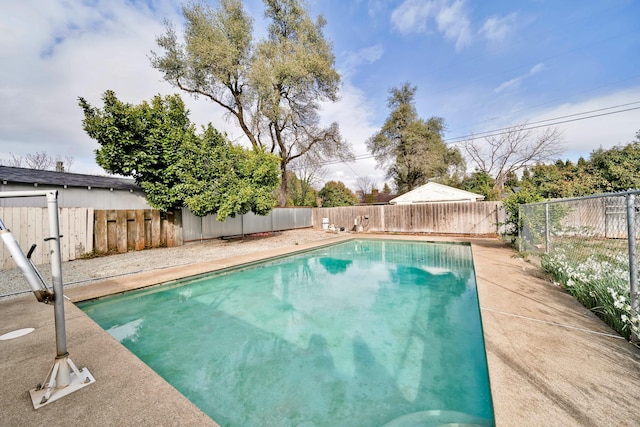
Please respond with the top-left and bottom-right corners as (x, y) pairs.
(0, 183), (150, 209)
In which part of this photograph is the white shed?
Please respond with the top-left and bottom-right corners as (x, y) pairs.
(389, 182), (485, 204)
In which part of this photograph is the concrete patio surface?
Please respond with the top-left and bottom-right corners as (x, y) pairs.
(1, 233), (639, 426)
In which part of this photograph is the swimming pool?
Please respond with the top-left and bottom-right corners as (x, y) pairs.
(79, 239), (494, 426)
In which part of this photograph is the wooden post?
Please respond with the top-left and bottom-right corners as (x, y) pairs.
(167, 212), (175, 247)
(151, 210), (161, 247)
(95, 210), (108, 253)
(116, 210), (128, 253)
(135, 209), (145, 250)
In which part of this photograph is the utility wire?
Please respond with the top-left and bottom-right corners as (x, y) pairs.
(446, 102), (640, 144)
(319, 101), (640, 167)
(455, 74), (640, 133)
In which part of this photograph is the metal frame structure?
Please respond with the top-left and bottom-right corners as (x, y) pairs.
(0, 190), (94, 408)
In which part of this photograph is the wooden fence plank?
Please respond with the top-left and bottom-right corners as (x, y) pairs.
(151, 210), (161, 247)
(60, 207), (71, 262)
(116, 210), (128, 253)
(312, 202), (502, 236)
(74, 208), (87, 256)
(86, 208), (94, 254)
(1, 207), (93, 269)
(167, 212), (175, 247)
(95, 210), (107, 253)
(135, 210), (145, 250)
(126, 210), (135, 249)
(143, 210), (151, 248)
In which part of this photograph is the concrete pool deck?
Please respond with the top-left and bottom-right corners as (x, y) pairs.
(1, 233), (639, 426)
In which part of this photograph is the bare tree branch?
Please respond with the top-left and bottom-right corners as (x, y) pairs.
(460, 124), (564, 193)
(7, 151), (74, 171)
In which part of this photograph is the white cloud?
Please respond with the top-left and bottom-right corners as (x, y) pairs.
(0, 0), (241, 173)
(390, 0), (436, 34)
(391, 1), (521, 51)
(319, 80), (382, 189)
(529, 63), (545, 75)
(525, 88), (640, 159)
(494, 77), (522, 94)
(494, 63), (546, 93)
(480, 13), (517, 43)
(435, 0), (472, 50)
(390, 0), (474, 51)
(366, 0), (388, 19)
(341, 45), (384, 78)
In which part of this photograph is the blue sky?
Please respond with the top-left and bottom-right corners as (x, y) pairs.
(1, 0), (639, 190)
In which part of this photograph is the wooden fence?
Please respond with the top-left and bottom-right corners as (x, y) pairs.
(93, 209), (183, 253)
(0, 207), (94, 269)
(312, 202), (505, 236)
(2, 202), (500, 269)
(1, 208), (183, 269)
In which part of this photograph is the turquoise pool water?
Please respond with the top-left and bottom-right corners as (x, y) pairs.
(79, 240), (494, 427)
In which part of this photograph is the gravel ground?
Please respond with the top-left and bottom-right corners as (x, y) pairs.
(0, 228), (336, 299)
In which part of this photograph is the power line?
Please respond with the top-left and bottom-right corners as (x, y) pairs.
(319, 101), (640, 167)
(446, 101), (640, 144)
(453, 74), (640, 133)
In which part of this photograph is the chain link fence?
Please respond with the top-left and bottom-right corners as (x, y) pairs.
(519, 190), (639, 341)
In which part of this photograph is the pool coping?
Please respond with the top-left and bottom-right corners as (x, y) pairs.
(2, 233), (640, 426)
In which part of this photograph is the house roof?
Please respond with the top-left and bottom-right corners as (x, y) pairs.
(373, 192), (396, 204)
(0, 166), (140, 191)
(389, 182), (485, 204)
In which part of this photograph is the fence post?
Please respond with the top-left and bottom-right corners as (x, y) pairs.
(626, 193), (639, 342)
(545, 202), (550, 255)
(518, 205), (523, 252)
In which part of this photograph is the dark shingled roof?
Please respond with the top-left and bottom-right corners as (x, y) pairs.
(0, 166), (141, 191)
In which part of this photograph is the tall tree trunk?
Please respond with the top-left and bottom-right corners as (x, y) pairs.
(279, 160), (288, 207)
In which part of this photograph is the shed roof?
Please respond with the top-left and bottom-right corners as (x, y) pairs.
(389, 182), (485, 204)
(0, 166), (140, 192)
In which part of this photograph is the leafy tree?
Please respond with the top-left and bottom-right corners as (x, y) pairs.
(524, 159), (600, 199)
(79, 90), (279, 219)
(318, 181), (358, 207)
(589, 137), (640, 192)
(382, 182), (392, 193)
(174, 126), (280, 219)
(286, 171), (319, 206)
(460, 170), (500, 200)
(502, 185), (544, 244)
(460, 123), (564, 195)
(151, 0), (352, 206)
(366, 83), (464, 193)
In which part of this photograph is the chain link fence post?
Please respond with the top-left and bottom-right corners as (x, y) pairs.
(544, 202), (550, 255)
(626, 193), (639, 342)
(519, 190), (640, 341)
(518, 204), (523, 252)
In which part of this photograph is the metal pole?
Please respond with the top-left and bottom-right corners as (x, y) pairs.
(0, 190), (95, 407)
(545, 202), (550, 255)
(626, 193), (638, 342)
(46, 191), (68, 358)
(518, 205), (523, 252)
